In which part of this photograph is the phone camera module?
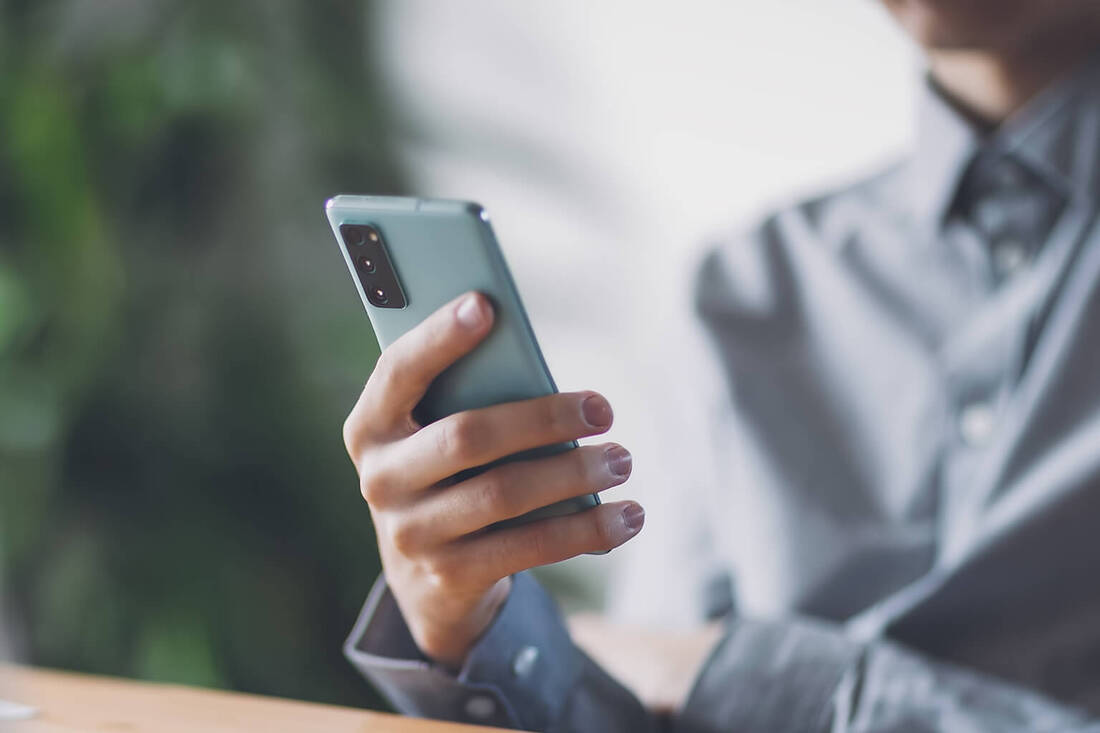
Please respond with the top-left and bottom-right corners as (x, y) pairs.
(340, 222), (405, 308)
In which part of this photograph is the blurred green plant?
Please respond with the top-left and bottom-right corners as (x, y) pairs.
(0, 0), (403, 708)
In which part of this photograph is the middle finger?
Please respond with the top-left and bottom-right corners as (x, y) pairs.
(411, 442), (632, 544)
(377, 390), (614, 498)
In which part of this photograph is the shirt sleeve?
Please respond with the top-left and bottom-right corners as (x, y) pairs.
(346, 572), (1100, 732)
(344, 571), (658, 732)
(680, 616), (1100, 733)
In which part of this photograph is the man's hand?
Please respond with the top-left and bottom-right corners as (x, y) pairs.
(343, 291), (644, 668)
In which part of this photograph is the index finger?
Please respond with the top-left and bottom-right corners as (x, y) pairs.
(347, 292), (493, 447)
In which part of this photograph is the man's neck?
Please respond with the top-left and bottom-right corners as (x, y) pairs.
(928, 32), (1100, 127)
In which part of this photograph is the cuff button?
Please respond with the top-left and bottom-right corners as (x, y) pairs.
(511, 645), (540, 678)
(464, 695), (496, 721)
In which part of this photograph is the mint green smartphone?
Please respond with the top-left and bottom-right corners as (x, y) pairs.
(324, 195), (600, 527)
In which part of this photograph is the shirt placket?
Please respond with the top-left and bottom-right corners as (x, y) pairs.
(935, 172), (1088, 564)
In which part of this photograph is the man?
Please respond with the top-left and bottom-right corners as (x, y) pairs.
(340, 0), (1100, 730)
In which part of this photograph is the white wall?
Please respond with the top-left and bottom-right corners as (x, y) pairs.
(373, 0), (921, 622)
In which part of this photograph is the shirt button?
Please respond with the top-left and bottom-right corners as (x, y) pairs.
(991, 161), (1025, 189)
(993, 239), (1028, 276)
(959, 402), (996, 446)
(464, 695), (497, 721)
(511, 645), (539, 678)
(973, 198), (1009, 233)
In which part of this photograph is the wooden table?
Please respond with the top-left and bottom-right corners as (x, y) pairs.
(568, 615), (722, 713)
(0, 666), (510, 732)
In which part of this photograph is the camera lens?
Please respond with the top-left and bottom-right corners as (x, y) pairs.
(356, 255), (376, 273)
(342, 225), (366, 247)
(371, 287), (389, 305)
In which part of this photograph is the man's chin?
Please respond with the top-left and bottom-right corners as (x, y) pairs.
(918, 36), (998, 52)
(882, 0), (1028, 53)
(899, 22), (1025, 55)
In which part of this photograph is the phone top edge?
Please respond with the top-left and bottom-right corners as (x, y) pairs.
(325, 194), (418, 212)
(416, 199), (487, 219)
(326, 194), (485, 218)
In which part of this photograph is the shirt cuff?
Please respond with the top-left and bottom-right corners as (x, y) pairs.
(680, 616), (864, 733)
(345, 571), (584, 731)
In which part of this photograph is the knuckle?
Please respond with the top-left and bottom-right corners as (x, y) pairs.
(474, 468), (519, 517)
(358, 473), (382, 504)
(472, 472), (504, 512)
(423, 553), (464, 591)
(371, 348), (423, 403)
(367, 349), (392, 387)
(428, 309), (458, 343)
(368, 350), (401, 395)
(358, 461), (389, 505)
(342, 411), (364, 457)
(436, 414), (484, 462)
(591, 510), (617, 549)
(572, 449), (594, 486)
(526, 525), (552, 563)
(389, 518), (420, 555)
(541, 397), (569, 436)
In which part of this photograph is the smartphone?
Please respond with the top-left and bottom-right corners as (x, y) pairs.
(324, 195), (600, 528)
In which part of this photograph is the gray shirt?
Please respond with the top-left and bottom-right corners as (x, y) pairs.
(694, 52), (1100, 710)
(344, 53), (1100, 731)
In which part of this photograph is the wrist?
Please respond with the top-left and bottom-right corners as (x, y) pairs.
(415, 576), (513, 669)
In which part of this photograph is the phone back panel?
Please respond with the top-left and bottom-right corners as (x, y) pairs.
(325, 195), (599, 524)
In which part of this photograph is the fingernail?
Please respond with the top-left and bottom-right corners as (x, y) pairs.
(456, 294), (485, 329)
(581, 394), (612, 429)
(605, 445), (632, 479)
(622, 503), (645, 533)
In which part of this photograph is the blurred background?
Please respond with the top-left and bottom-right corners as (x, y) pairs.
(0, 0), (915, 711)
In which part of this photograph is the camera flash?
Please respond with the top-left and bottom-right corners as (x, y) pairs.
(368, 230), (379, 242)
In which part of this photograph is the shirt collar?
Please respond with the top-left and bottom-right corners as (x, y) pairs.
(910, 77), (980, 228)
(910, 48), (1100, 229)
